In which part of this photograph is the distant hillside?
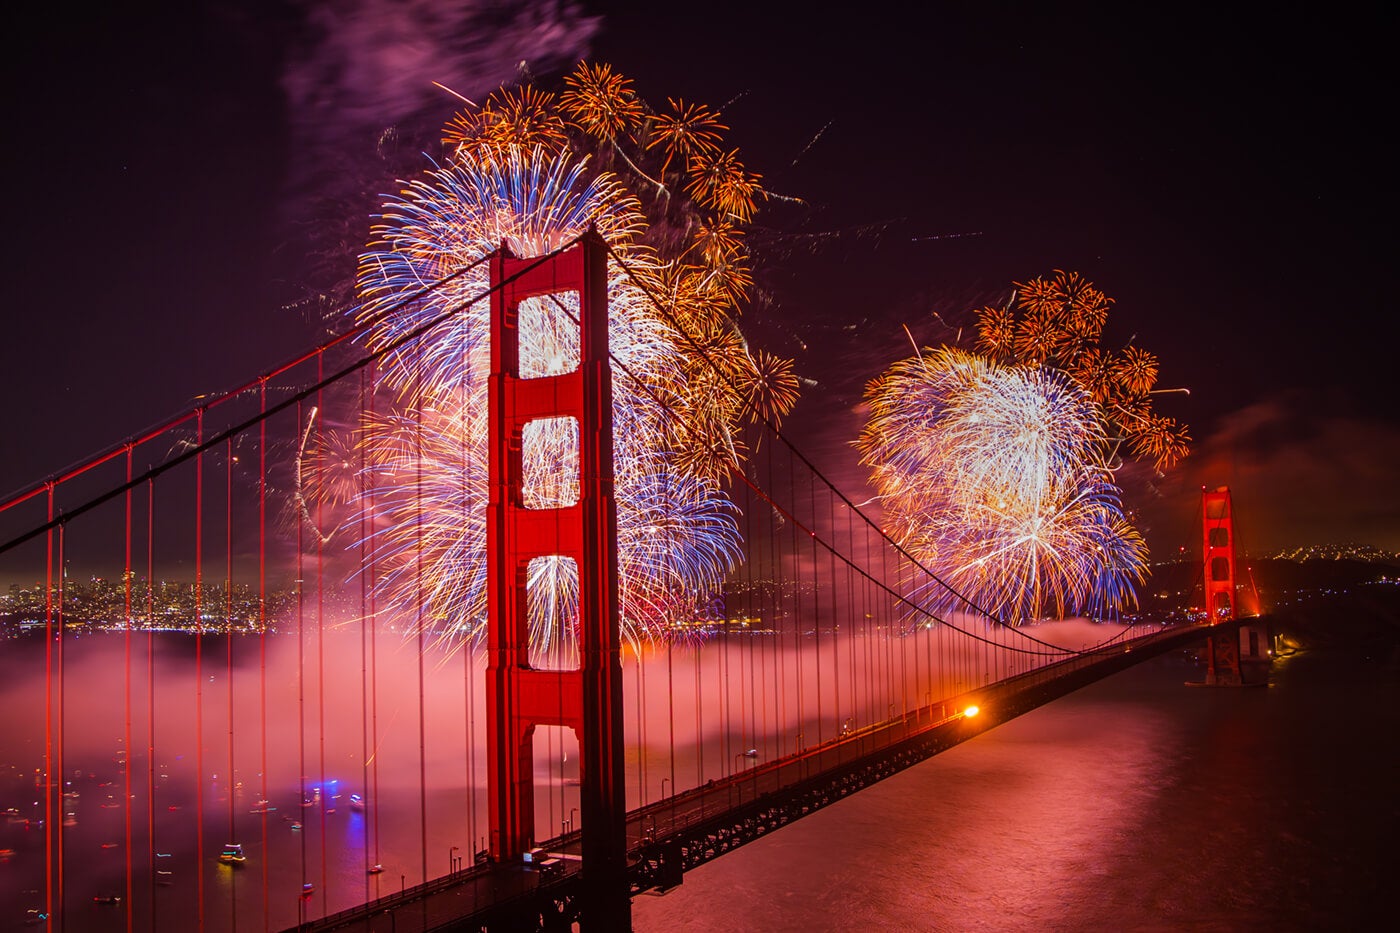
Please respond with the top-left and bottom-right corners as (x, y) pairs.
(1265, 543), (1400, 562)
(1143, 558), (1400, 651)
(1144, 558), (1400, 607)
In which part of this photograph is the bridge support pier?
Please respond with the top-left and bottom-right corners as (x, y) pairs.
(486, 231), (630, 929)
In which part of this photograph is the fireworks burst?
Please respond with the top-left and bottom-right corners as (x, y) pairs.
(858, 347), (1148, 623)
(322, 66), (798, 657)
(974, 270), (1190, 471)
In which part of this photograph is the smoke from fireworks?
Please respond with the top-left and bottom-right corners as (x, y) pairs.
(858, 347), (1148, 623)
(282, 0), (600, 163)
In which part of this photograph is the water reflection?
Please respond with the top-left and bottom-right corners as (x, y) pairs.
(632, 646), (1399, 931)
(0, 619), (1157, 931)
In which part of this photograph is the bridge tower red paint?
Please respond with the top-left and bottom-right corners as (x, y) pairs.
(486, 230), (629, 926)
(1199, 486), (1271, 686)
(1201, 486), (1241, 685)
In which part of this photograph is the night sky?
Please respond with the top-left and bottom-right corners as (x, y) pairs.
(4, 1), (1396, 555)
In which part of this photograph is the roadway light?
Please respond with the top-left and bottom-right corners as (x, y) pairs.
(962, 704), (980, 718)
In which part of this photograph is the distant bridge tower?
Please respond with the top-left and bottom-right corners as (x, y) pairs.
(1201, 486), (1240, 685)
(1200, 486), (1270, 686)
(486, 230), (629, 928)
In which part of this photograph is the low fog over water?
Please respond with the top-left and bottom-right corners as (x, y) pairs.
(0, 618), (1160, 930)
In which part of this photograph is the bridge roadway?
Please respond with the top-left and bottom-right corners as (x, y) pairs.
(294, 621), (1230, 932)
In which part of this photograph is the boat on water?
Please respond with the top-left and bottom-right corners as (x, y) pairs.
(349, 794), (365, 811)
(218, 843), (247, 865)
(367, 864), (383, 875)
(250, 799), (277, 813)
(93, 896), (121, 905)
(156, 870), (174, 886)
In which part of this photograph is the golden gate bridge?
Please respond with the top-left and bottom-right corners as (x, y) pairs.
(0, 234), (1267, 932)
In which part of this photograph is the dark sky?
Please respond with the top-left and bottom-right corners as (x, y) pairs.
(4, 1), (1396, 555)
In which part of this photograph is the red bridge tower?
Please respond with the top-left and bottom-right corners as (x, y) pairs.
(1200, 486), (1270, 686)
(486, 231), (629, 927)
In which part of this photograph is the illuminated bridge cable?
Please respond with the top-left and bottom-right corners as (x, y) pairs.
(4, 228), (1177, 929)
(600, 246), (1072, 648)
(538, 262), (1057, 660)
(599, 244), (995, 615)
(0, 253), (503, 520)
(0, 239), (584, 559)
(603, 241), (1122, 658)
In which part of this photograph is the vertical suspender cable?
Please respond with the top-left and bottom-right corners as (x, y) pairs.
(360, 367), (373, 893)
(296, 398), (308, 924)
(848, 500), (863, 727)
(692, 631), (702, 793)
(259, 381), (270, 931)
(57, 524), (66, 930)
(809, 470), (822, 745)
(718, 565), (729, 776)
(43, 487), (53, 931)
(634, 636), (646, 808)
(664, 621), (676, 826)
(124, 449), (134, 931)
(316, 354), (329, 907)
(765, 439), (783, 759)
(226, 438), (237, 928)
(368, 362), (383, 878)
(935, 604), (945, 710)
(787, 451), (802, 753)
(744, 459), (758, 773)
(889, 523), (903, 717)
(147, 481), (156, 931)
(415, 352), (429, 888)
(194, 408), (206, 928)
(827, 481), (840, 737)
(456, 371), (475, 864)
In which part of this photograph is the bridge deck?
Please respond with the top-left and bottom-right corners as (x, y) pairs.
(292, 622), (1226, 932)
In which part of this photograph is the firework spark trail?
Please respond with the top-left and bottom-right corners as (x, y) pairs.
(326, 145), (763, 658)
(859, 347), (1148, 624)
